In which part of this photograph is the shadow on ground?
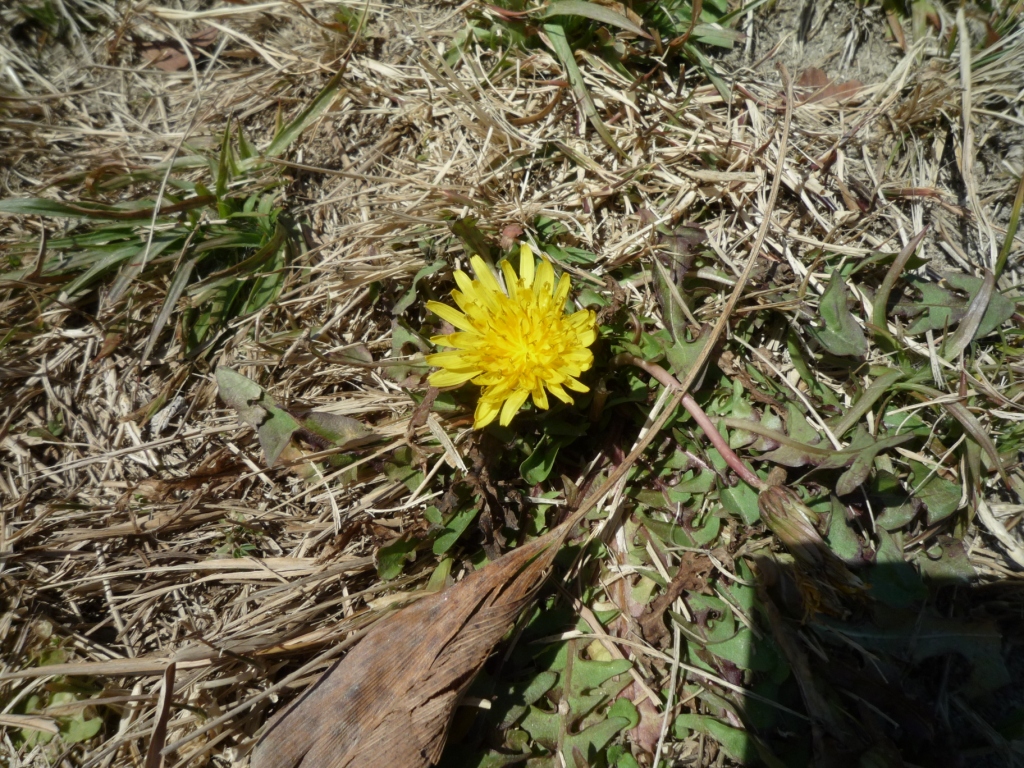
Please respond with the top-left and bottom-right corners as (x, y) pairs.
(439, 534), (1022, 768)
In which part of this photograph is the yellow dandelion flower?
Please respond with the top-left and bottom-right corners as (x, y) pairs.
(426, 244), (598, 429)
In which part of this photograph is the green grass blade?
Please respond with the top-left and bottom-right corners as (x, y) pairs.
(59, 244), (143, 299)
(143, 256), (198, 363)
(871, 227), (929, 336)
(995, 171), (1024, 278)
(544, 23), (625, 158)
(0, 195), (213, 220)
(107, 233), (180, 304)
(684, 42), (731, 101)
(540, 1), (650, 39)
(943, 269), (994, 359)
(265, 69), (346, 158)
(830, 368), (903, 437)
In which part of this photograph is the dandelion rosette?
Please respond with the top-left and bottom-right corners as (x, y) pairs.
(426, 245), (597, 429)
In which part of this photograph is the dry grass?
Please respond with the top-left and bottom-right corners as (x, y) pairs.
(2, 0), (1024, 766)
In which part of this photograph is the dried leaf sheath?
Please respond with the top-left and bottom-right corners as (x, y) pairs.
(250, 526), (567, 768)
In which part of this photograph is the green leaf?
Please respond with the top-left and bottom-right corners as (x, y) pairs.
(301, 411), (374, 449)
(720, 479), (760, 525)
(690, 22), (745, 47)
(822, 610), (1009, 695)
(830, 368), (903, 438)
(568, 657), (633, 695)
(914, 535), (975, 584)
(709, 628), (780, 672)
(606, 697), (639, 730)
(493, 671), (559, 729)
(520, 706), (559, 745)
(900, 278), (959, 334)
(823, 497), (862, 562)
(563, 714), (631, 762)
(665, 331), (709, 385)
(545, 243), (599, 265)
(637, 510), (696, 548)
(450, 217), (494, 261)
(377, 535), (419, 580)
(60, 711), (103, 743)
(909, 461), (961, 524)
(521, 437), (569, 485)
(898, 272), (1014, 339)
(432, 506), (480, 554)
(870, 227), (929, 336)
(425, 557), (453, 592)
(867, 530), (927, 608)
(691, 513), (721, 546)
(871, 471), (917, 531)
(0, 197), (140, 219)
(141, 254), (197, 361)
(787, 331), (841, 407)
(242, 235), (288, 315)
(215, 367), (301, 466)
(943, 272), (1015, 337)
(683, 42), (732, 101)
(385, 319), (432, 382)
(59, 243), (144, 299)
(107, 232), (182, 304)
(673, 714), (752, 763)
(814, 428), (914, 496)
(809, 271), (867, 357)
(652, 254), (690, 344)
(757, 402), (825, 467)
(942, 268), (994, 358)
(393, 260), (446, 316)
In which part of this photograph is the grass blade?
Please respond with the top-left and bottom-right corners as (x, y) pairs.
(540, 1), (651, 39)
(995, 171), (1024, 278)
(0, 195), (214, 220)
(871, 227), (929, 336)
(142, 256), (198, 363)
(544, 23), (625, 158)
(943, 268), (993, 359)
(265, 69), (346, 158)
(830, 368), (904, 437)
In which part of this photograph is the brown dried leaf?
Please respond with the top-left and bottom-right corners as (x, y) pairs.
(796, 68), (862, 105)
(621, 684), (663, 756)
(190, 27), (218, 48)
(250, 526), (568, 768)
(143, 47), (190, 72)
(638, 551), (712, 646)
(943, 267), (994, 359)
(144, 664), (176, 768)
(500, 224), (524, 250)
(139, 28), (219, 72)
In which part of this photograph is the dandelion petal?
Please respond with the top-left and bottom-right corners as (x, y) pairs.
(469, 255), (502, 294)
(430, 369), (480, 388)
(426, 301), (474, 332)
(474, 398), (501, 429)
(499, 390), (530, 426)
(427, 249), (598, 429)
(519, 244), (535, 287)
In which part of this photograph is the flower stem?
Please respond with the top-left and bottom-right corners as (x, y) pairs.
(612, 353), (766, 490)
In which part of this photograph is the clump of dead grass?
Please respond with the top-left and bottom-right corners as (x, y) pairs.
(2, 0), (1024, 766)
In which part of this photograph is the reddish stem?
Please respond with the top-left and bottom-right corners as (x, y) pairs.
(612, 353), (766, 491)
